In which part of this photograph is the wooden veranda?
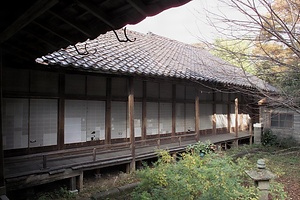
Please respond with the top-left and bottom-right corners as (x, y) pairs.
(4, 131), (252, 192)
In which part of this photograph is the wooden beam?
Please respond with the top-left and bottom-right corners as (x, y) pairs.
(47, 10), (92, 38)
(0, 0), (59, 44)
(126, 0), (148, 17)
(32, 21), (73, 44)
(227, 93), (231, 133)
(172, 84), (176, 140)
(105, 78), (112, 144)
(58, 74), (65, 150)
(235, 98), (239, 137)
(0, 48), (6, 195)
(142, 81), (146, 140)
(128, 77), (135, 171)
(212, 92), (216, 134)
(195, 90), (200, 141)
(76, 0), (115, 28)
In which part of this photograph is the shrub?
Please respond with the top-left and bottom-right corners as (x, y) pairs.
(261, 129), (278, 146)
(132, 150), (259, 200)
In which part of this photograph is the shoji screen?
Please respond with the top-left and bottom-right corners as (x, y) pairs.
(30, 99), (58, 147)
(160, 102), (172, 134)
(134, 102), (142, 137)
(199, 103), (213, 130)
(146, 102), (159, 135)
(2, 98), (29, 150)
(111, 101), (128, 139)
(186, 103), (195, 132)
(216, 104), (228, 129)
(176, 103), (185, 133)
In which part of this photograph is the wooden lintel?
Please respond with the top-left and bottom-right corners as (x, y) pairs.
(0, 0), (59, 44)
(76, 0), (115, 29)
(47, 10), (92, 38)
(126, 0), (148, 17)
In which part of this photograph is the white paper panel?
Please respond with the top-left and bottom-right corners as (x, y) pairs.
(111, 101), (127, 138)
(160, 83), (172, 99)
(216, 104), (228, 128)
(65, 74), (86, 95)
(30, 99), (57, 147)
(86, 101), (105, 141)
(186, 86), (195, 100)
(186, 103), (195, 131)
(147, 82), (159, 98)
(146, 102), (158, 135)
(176, 103), (185, 132)
(134, 80), (143, 98)
(65, 100), (86, 144)
(30, 71), (58, 94)
(200, 103), (213, 130)
(160, 103), (172, 134)
(134, 102), (142, 137)
(176, 85), (185, 100)
(112, 78), (127, 97)
(2, 98), (29, 150)
(3, 67), (29, 92)
(87, 76), (106, 96)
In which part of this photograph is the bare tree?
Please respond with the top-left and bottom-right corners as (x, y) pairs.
(201, 0), (300, 113)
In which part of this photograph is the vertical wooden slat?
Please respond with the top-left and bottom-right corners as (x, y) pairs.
(0, 49), (6, 195)
(58, 73), (65, 150)
(128, 77), (135, 171)
(172, 84), (176, 140)
(235, 98), (239, 137)
(105, 78), (112, 144)
(212, 91), (216, 134)
(195, 89), (200, 141)
(227, 93), (231, 133)
(142, 81), (146, 141)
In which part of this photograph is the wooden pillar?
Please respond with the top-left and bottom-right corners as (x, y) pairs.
(0, 48), (6, 196)
(76, 171), (83, 192)
(128, 78), (135, 171)
(58, 73), (65, 150)
(212, 92), (216, 134)
(227, 93), (231, 133)
(195, 90), (200, 141)
(172, 84), (176, 141)
(142, 81), (146, 141)
(235, 98), (239, 137)
(105, 78), (112, 144)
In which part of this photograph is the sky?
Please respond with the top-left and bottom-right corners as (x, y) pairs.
(127, 0), (233, 44)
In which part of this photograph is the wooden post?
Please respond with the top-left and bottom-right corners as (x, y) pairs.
(142, 81), (146, 141)
(105, 78), (112, 145)
(92, 148), (96, 162)
(70, 177), (77, 191)
(58, 73), (65, 150)
(212, 92), (216, 134)
(195, 90), (200, 141)
(227, 93), (231, 133)
(76, 172), (83, 192)
(128, 78), (135, 172)
(235, 98), (239, 138)
(0, 49), (6, 196)
(249, 120), (253, 145)
(172, 84), (176, 141)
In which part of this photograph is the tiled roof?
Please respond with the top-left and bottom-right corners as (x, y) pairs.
(36, 29), (275, 91)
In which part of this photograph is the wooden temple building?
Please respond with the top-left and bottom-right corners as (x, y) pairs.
(0, 0), (275, 197)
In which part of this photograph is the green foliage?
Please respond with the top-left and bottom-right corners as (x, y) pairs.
(132, 150), (259, 200)
(36, 187), (76, 200)
(261, 129), (278, 146)
(186, 140), (216, 156)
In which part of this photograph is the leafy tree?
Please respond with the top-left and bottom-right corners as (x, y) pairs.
(203, 0), (300, 112)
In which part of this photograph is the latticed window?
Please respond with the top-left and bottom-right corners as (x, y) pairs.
(271, 113), (293, 128)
